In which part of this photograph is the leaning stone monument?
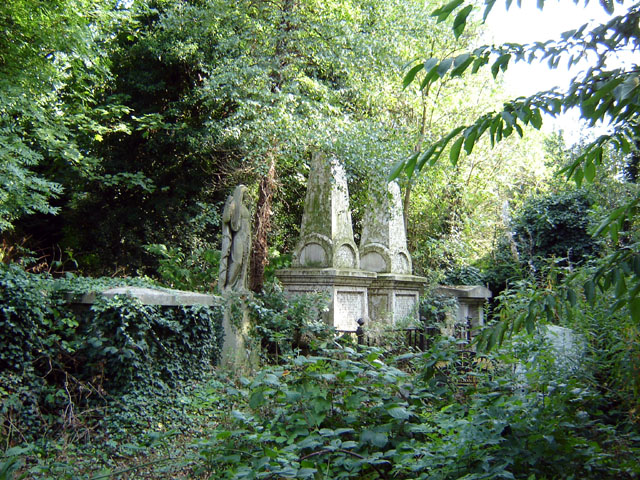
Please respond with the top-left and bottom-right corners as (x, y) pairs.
(276, 153), (375, 331)
(218, 185), (255, 371)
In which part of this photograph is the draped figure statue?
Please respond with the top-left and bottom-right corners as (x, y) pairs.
(218, 185), (251, 292)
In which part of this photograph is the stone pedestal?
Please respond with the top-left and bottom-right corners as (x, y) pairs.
(368, 274), (428, 324)
(276, 268), (375, 331)
(220, 301), (257, 373)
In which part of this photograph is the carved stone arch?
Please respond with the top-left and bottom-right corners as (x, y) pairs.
(360, 243), (392, 273)
(333, 240), (359, 269)
(293, 233), (333, 268)
(392, 250), (412, 275)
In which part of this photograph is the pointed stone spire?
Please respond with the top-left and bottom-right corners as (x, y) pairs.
(292, 152), (359, 269)
(359, 181), (412, 274)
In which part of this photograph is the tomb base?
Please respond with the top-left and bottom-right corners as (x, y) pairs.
(368, 274), (428, 324)
(275, 268), (376, 331)
(436, 285), (492, 337)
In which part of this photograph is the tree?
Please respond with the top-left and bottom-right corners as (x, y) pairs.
(0, 0), (136, 234)
(395, 0), (640, 327)
(47, 0), (486, 282)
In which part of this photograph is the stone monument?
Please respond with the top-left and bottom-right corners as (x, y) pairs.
(277, 153), (375, 331)
(219, 185), (251, 292)
(436, 285), (492, 341)
(360, 182), (427, 324)
(218, 185), (255, 371)
(292, 152), (359, 269)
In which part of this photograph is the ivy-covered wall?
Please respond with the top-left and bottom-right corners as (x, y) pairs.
(0, 265), (224, 443)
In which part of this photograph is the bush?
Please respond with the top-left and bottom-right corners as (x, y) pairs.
(0, 265), (224, 444)
(249, 283), (331, 363)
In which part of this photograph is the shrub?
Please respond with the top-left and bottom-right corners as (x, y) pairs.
(249, 283), (331, 363)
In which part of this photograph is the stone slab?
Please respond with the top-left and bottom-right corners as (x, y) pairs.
(436, 285), (492, 300)
(68, 286), (218, 306)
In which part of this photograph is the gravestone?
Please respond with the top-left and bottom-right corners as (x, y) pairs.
(292, 152), (359, 269)
(277, 153), (374, 331)
(361, 182), (427, 324)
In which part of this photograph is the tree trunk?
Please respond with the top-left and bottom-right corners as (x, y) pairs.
(249, 157), (277, 292)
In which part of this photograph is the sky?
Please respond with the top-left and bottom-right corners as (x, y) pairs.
(482, 0), (624, 143)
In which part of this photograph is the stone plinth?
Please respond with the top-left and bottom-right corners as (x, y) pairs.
(359, 182), (411, 274)
(368, 274), (428, 324)
(293, 153), (359, 269)
(437, 285), (492, 334)
(276, 268), (375, 331)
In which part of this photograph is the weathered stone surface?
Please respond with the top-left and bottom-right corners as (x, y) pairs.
(359, 182), (411, 274)
(292, 152), (359, 269)
(276, 268), (376, 331)
(368, 273), (428, 324)
(68, 286), (217, 306)
(219, 185), (252, 292)
(436, 285), (492, 336)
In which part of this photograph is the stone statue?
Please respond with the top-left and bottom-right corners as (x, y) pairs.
(219, 185), (251, 292)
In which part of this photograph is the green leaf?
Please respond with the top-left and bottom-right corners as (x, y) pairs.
(403, 63), (425, 89)
(361, 430), (388, 448)
(437, 57), (454, 77)
(432, 0), (465, 23)
(567, 288), (578, 307)
(584, 161), (596, 183)
(450, 136), (464, 165)
(453, 5), (473, 38)
(530, 109), (543, 129)
(404, 152), (419, 179)
(463, 128), (477, 154)
(421, 61), (442, 90)
(388, 158), (407, 181)
(615, 269), (627, 297)
(491, 54), (511, 78)
(249, 389), (265, 409)
(387, 405), (411, 420)
(584, 280), (596, 305)
(630, 297), (640, 323)
(451, 53), (473, 77)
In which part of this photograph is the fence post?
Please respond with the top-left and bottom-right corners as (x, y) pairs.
(356, 318), (366, 345)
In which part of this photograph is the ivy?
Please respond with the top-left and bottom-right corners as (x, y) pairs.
(0, 265), (224, 444)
